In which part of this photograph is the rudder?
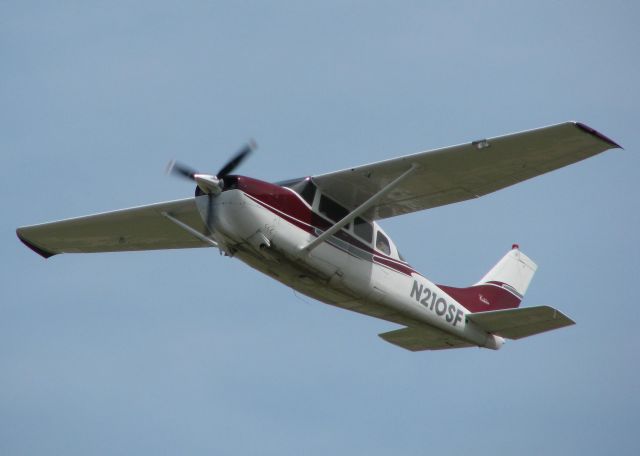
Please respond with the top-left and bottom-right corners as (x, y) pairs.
(438, 245), (537, 313)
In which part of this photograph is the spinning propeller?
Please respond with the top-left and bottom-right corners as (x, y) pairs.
(166, 139), (257, 195)
(166, 140), (257, 230)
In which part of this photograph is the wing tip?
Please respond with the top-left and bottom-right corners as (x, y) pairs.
(16, 229), (57, 259)
(574, 122), (623, 150)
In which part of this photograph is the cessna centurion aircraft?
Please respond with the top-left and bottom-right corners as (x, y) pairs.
(17, 122), (620, 351)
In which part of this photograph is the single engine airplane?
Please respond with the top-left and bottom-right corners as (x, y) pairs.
(17, 122), (621, 351)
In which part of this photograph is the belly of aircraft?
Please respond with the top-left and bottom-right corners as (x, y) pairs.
(206, 189), (474, 335)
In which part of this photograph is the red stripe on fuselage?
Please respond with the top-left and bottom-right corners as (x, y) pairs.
(373, 255), (416, 276)
(232, 175), (416, 276)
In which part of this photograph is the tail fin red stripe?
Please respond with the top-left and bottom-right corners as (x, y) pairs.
(438, 283), (522, 313)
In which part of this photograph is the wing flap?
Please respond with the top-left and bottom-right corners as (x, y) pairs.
(467, 306), (575, 340)
(379, 325), (473, 351)
(312, 122), (620, 220)
(17, 198), (212, 257)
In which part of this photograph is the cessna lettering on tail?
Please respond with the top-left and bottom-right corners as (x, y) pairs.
(410, 281), (464, 327)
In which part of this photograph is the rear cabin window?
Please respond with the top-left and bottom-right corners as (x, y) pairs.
(353, 217), (373, 243)
(375, 232), (391, 256)
(319, 194), (349, 223)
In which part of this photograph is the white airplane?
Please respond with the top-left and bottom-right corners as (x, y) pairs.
(17, 122), (620, 351)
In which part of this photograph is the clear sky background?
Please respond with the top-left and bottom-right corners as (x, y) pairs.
(2, 1), (639, 455)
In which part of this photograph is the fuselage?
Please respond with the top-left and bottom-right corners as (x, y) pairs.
(201, 175), (502, 349)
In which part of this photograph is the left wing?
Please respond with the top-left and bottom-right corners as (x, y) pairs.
(312, 122), (620, 220)
(17, 198), (212, 258)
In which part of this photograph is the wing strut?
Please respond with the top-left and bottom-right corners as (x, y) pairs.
(300, 164), (418, 253)
(161, 212), (218, 248)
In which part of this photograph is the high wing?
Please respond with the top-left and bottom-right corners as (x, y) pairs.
(17, 198), (212, 258)
(312, 122), (621, 220)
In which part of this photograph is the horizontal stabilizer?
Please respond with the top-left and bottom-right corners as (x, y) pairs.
(379, 326), (473, 351)
(467, 305), (575, 340)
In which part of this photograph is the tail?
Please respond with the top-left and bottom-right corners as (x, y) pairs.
(438, 245), (537, 313)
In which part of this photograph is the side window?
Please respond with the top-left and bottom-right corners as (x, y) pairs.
(353, 217), (373, 243)
(319, 194), (349, 222)
(375, 231), (391, 256)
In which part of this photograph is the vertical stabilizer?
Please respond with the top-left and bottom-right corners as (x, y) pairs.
(475, 245), (537, 297)
(438, 245), (538, 313)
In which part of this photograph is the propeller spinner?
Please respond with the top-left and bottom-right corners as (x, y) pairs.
(166, 140), (257, 232)
(166, 139), (257, 195)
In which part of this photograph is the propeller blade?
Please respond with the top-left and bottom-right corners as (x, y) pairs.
(166, 160), (198, 181)
(216, 139), (257, 178)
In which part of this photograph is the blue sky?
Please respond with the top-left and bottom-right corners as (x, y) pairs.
(2, 1), (639, 455)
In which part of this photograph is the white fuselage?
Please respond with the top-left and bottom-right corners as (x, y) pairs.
(200, 182), (501, 349)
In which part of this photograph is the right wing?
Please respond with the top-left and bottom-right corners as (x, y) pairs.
(17, 198), (212, 258)
(312, 122), (621, 220)
(467, 305), (575, 339)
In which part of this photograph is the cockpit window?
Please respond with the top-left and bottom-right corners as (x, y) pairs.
(221, 176), (239, 191)
(286, 178), (316, 206)
(353, 217), (373, 243)
(375, 231), (391, 256)
(298, 180), (316, 206)
(319, 194), (349, 223)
